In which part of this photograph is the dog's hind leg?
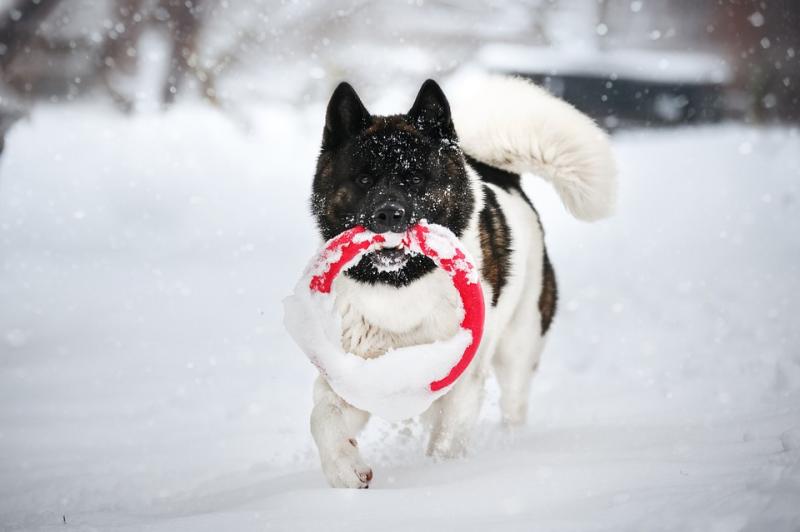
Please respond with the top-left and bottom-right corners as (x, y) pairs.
(311, 376), (373, 488)
(493, 326), (546, 427)
(493, 254), (554, 427)
(425, 350), (493, 459)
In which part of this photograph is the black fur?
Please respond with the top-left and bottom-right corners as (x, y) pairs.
(321, 82), (371, 151)
(343, 253), (437, 287)
(478, 186), (512, 306)
(312, 80), (473, 287)
(539, 250), (558, 334)
(408, 79), (457, 140)
(465, 155), (522, 194)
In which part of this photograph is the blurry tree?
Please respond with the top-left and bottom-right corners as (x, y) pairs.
(2, 0), (795, 151)
(0, 0), (64, 153)
(100, 0), (212, 109)
(0, 0), (215, 110)
(0, 0), (63, 74)
(0, 0), (225, 151)
(0, 0), (549, 111)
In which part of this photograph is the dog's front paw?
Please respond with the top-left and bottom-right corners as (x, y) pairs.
(320, 441), (373, 489)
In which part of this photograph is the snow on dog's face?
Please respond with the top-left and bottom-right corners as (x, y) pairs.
(311, 80), (475, 287)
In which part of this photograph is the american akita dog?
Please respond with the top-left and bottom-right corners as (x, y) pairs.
(308, 76), (616, 488)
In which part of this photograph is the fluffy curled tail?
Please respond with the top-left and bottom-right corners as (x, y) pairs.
(450, 74), (617, 221)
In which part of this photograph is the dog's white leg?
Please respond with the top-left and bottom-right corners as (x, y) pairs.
(425, 357), (491, 459)
(493, 252), (550, 426)
(493, 329), (545, 427)
(310, 376), (373, 488)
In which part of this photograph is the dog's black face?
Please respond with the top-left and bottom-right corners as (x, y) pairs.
(311, 80), (475, 287)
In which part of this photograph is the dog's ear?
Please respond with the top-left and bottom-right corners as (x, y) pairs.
(408, 79), (456, 140)
(323, 82), (371, 150)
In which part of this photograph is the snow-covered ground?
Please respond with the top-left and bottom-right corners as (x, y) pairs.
(1, 102), (799, 531)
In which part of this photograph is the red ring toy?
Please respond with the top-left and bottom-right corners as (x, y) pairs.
(285, 221), (485, 419)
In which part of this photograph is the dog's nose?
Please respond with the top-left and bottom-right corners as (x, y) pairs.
(369, 202), (408, 233)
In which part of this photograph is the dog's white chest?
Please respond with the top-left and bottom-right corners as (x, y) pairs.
(332, 270), (463, 359)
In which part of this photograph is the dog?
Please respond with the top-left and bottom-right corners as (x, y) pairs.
(308, 75), (616, 488)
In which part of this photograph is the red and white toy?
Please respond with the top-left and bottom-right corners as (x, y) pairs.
(283, 221), (485, 421)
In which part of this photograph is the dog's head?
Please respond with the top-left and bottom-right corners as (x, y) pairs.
(312, 80), (475, 286)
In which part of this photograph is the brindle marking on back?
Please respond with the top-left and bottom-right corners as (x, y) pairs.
(466, 154), (537, 218)
(466, 154), (522, 194)
(478, 185), (512, 306)
(539, 250), (557, 334)
(467, 155), (557, 331)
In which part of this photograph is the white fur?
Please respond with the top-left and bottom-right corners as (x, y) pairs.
(309, 76), (614, 488)
(449, 74), (617, 221)
(336, 265), (461, 341)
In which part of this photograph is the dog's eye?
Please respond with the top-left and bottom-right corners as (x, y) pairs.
(356, 175), (373, 187)
(409, 175), (423, 185)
